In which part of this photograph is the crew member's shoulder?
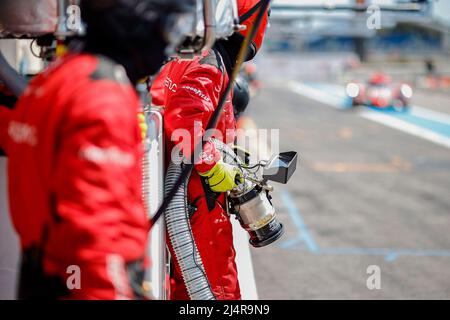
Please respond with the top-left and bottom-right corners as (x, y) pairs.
(166, 50), (224, 77)
(88, 55), (130, 85)
(65, 56), (137, 117)
(196, 49), (225, 74)
(49, 54), (130, 85)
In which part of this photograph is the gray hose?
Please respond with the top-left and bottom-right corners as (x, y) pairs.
(164, 140), (243, 300)
(164, 158), (216, 300)
(164, 140), (242, 300)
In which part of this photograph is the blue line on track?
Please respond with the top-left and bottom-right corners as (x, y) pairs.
(279, 190), (319, 253)
(374, 108), (450, 138)
(279, 189), (450, 262)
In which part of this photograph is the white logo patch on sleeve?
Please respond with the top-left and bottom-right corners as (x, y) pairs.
(8, 121), (38, 146)
(183, 86), (211, 103)
(79, 145), (135, 167)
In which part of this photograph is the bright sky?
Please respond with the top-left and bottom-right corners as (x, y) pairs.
(434, 0), (450, 25)
(272, 0), (450, 25)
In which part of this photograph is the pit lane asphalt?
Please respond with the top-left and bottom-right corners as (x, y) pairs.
(1, 79), (449, 300)
(247, 82), (450, 299)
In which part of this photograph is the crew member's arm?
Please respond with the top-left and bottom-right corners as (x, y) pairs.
(149, 67), (168, 107)
(50, 82), (147, 298)
(164, 64), (225, 173)
(164, 63), (242, 192)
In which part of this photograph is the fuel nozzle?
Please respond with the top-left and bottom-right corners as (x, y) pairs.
(229, 181), (284, 248)
(228, 151), (298, 248)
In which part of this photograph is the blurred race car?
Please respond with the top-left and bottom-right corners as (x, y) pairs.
(346, 73), (413, 111)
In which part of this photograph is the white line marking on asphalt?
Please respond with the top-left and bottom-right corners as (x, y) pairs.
(410, 105), (450, 126)
(287, 81), (450, 150)
(232, 117), (260, 300)
(287, 81), (345, 109)
(360, 110), (450, 149)
(231, 219), (259, 300)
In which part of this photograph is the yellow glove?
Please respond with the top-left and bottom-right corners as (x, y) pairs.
(137, 112), (147, 140)
(199, 160), (243, 193)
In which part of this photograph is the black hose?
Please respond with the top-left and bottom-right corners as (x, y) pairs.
(0, 51), (27, 97)
(0, 50), (27, 156)
(149, 0), (271, 229)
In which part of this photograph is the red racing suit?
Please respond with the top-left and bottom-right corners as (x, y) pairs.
(151, 49), (240, 300)
(149, 66), (169, 107)
(1, 54), (148, 299)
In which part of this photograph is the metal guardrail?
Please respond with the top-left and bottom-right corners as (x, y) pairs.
(143, 108), (168, 300)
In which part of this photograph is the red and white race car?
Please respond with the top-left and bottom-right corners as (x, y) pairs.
(346, 73), (413, 111)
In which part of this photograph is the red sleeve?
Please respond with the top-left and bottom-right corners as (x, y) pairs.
(0, 106), (11, 154)
(164, 63), (225, 173)
(149, 67), (168, 107)
(49, 81), (147, 263)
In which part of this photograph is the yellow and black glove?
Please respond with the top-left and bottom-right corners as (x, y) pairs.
(199, 160), (243, 193)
